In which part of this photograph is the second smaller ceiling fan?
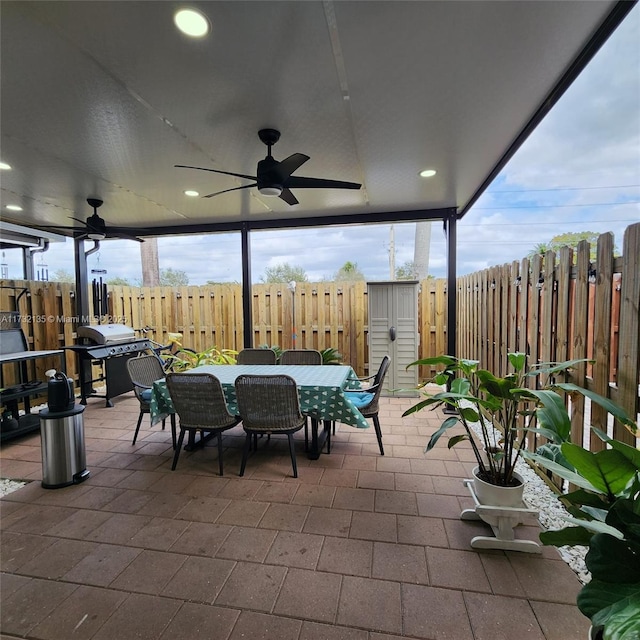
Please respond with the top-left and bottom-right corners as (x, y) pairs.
(37, 198), (150, 242)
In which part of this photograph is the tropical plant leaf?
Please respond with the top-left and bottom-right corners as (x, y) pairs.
(507, 352), (527, 372)
(406, 355), (458, 369)
(448, 434), (468, 448)
(524, 452), (601, 492)
(553, 383), (637, 433)
(591, 429), (640, 470)
(562, 488), (612, 510)
(586, 532), (640, 583)
(539, 526), (593, 546)
(580, 579), (640, 635)
(425, 416), (461, 452)
(527, 389), (572, 442)
(562, 445), (639, 497)
(598, 601), (640, 640)
(476, 369), (517, 398)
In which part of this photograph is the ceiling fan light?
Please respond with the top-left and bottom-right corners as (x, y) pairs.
(88, 232), (106, 240)
(419, 169), (437, 178)
(258, 186), (283, 197)
(174, 9), (210, 38)
(0, 162), (11, 171)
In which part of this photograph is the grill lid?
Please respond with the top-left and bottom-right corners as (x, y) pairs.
(76, 324), (136, 344)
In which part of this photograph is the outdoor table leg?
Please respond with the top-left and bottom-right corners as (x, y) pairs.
(307, 418), (331, 460)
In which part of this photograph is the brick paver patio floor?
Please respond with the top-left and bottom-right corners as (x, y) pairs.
(0, 393), (590, 639)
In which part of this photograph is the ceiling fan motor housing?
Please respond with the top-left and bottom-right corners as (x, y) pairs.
(257, 157), (283, 195)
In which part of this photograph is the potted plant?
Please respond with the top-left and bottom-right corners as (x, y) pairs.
(165, 345), (238, 371)
(526, 421), (639, 640)
(320, 347), (342, 365)
(403, 353), (617, 508)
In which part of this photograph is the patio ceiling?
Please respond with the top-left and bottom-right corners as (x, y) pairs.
(0, 0), (631, 237)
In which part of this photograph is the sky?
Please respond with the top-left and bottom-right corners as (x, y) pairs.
(2, 5), (638, 285)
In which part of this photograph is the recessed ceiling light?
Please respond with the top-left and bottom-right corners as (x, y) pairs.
(174, 8), (210, 37)
(419, 169), (437, 178)
(0, 162), (11, 170)
(6, 204), (22, 211)
(184, 190), (199, 197)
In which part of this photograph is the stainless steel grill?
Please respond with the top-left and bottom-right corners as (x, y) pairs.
(69, 325), (150, 407)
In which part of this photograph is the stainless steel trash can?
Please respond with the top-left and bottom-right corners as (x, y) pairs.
(39, 405), (90, 489)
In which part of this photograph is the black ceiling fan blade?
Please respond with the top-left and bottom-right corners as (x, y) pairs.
(34, 224), (86, 232)
(108, 232), (144, 243)
(279, 188), (299, 206)
(285, 176), (361, 190)
(277, 153), (310, 180)
(203, 184), (257, 198)
(69, 216), (92, 226)
(175, 164), (256, 182)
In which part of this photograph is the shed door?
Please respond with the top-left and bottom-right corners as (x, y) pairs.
(368, 282), (419, 396)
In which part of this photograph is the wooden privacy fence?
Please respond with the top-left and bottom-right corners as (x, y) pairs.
(457, 222), (639, 451)
(1, 222), (637, 455)
(0, 278), (447, 382)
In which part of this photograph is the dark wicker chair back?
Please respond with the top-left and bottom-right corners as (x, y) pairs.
(165, 372), (241, 474)
(345, 355), (391, 455)
(234, 374), (306, 477)
(237, 348), (277, 365)
(280, 349), (322, 365)
(126, 354), (169, 445)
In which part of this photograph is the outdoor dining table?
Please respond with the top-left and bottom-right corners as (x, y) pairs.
(149, 364), (368, 459)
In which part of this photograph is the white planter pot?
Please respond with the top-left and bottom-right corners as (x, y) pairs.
(472, 466), (524, 508)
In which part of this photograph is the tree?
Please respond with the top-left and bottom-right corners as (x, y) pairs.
(528, 242), (550, 258)
(396, 261), (419, 280)
(51, 268), (74, 283)
(107, 276), (132, 286)
(261, 263), (308, 283)
(333, 261), (365, 281)
(160, 268), (189, 286)
(529, 231), (619, 263)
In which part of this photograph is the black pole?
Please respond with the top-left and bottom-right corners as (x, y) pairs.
(74, 237), (89, 323)
(241, 223), (253, 348)
(445, 212), (457, 359)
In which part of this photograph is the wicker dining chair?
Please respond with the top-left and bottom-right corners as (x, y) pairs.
(345, 355), (391, 455)
(279, 349), (323, 365)
(234, 374), (306, 478)
(127, 354), (175, 447)
(165, 372), (241, 474)
(237, 348), (277, 365)
(278, 349), (323, 449)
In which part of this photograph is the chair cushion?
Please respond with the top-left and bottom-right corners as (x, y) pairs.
(140, 389), (153, 402)
(347, 391), (374, 408)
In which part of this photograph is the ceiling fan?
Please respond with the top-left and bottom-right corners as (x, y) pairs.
(176, 128), (362, 205)
(38, 198), (148, 242)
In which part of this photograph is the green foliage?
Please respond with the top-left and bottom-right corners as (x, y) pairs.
(261, 263), (308, 283)
(529, 231), (620, 263)
(106, 276), (132, 286)
(530, 427), (640, 640)
(395, 261), (424, 280)
(51, 268), (75, 283)
(333, 261), (365, 281)
(164, 346), (238, 371)
(403, 353), (625, 489)
(320, 348), (342, 364)
(160, 268), (189, 286)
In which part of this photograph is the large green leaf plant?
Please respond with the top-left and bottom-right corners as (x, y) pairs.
(404, 353), (593, 487)
(527, 424), (639, 640)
